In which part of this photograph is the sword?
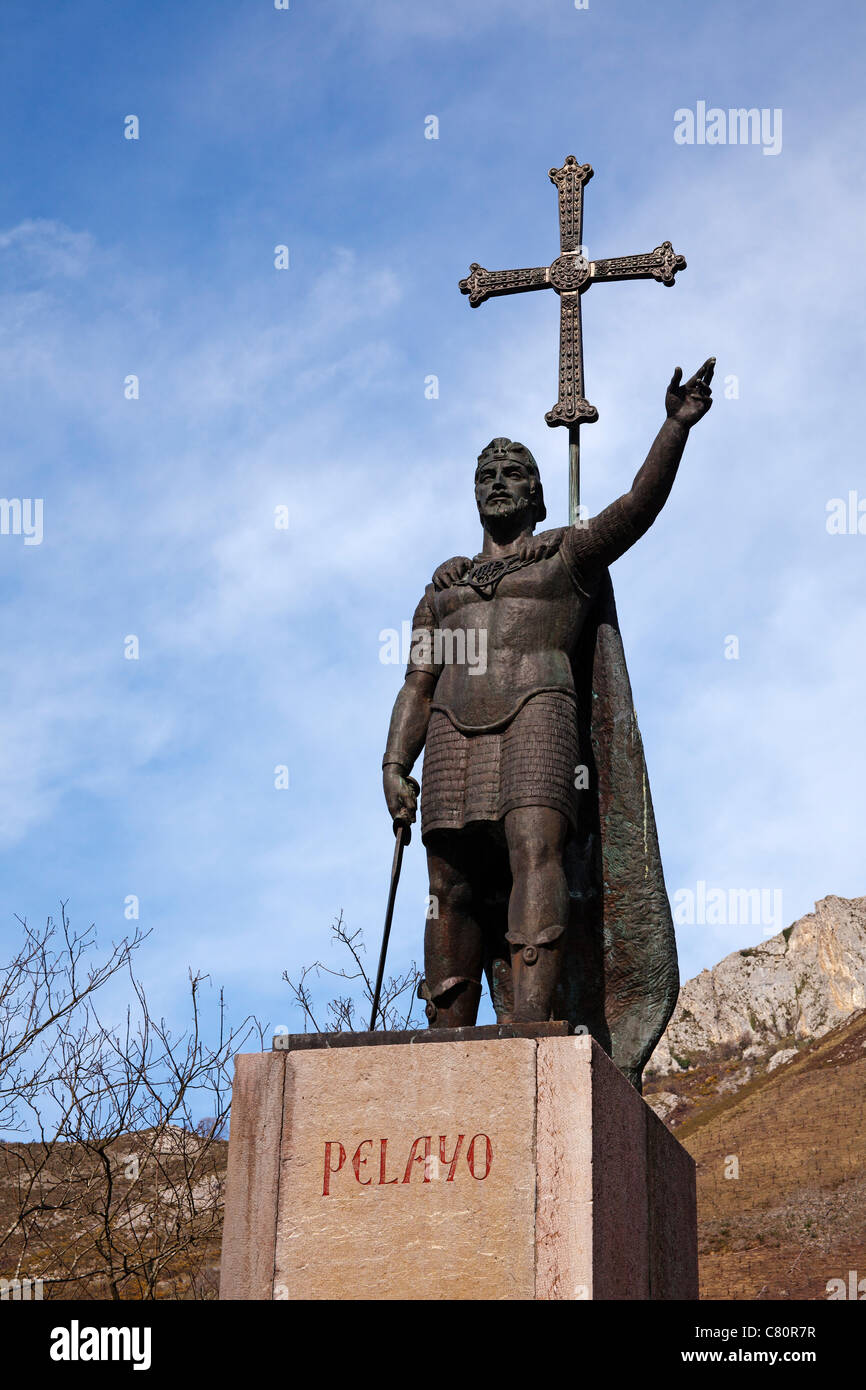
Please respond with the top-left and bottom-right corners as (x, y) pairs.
(369, 777), (419, 1031)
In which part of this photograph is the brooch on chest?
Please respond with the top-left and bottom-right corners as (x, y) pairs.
(457, 551), (538, 598)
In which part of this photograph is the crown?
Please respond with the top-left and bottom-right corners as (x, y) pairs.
(476, 437), (537, 469)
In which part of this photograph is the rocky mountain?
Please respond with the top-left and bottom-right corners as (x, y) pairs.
(641, 893), (866, 1299)
(647, 895), (866, 1077)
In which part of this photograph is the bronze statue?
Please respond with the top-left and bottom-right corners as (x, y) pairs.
(380, 156), (714, 1090)
(383, 362), (713, 1087)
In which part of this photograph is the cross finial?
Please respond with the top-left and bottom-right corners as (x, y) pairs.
(547, 155), (593, 253)
(459, 156), (686, 428)
(459, 156), (686, 520)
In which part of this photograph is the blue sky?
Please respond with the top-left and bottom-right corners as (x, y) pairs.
(0, 0), (864, 1053)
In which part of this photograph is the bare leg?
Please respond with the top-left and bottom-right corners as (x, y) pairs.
(504, 805), (569, 1022)
(423, 832), (483, 1027)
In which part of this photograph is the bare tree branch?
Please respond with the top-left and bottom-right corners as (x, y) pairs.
(282, 911), (423, 1034)
(0, 906), (264, 1300)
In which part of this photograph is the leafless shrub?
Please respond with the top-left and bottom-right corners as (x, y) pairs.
(283, 911), (423, 1033)
(0, 905), (264, 1300)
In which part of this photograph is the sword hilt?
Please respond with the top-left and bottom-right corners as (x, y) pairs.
(392, 776), (420, 845)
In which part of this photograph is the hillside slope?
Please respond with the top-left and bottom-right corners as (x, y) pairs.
(646, 1009), (866, 1299)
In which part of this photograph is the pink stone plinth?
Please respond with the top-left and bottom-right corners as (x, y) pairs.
(219, 1034), (697, 1301)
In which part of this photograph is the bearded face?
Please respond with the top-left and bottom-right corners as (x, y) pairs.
(475, 456), (538, 531)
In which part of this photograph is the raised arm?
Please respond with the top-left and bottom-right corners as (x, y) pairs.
(564, 357), (715, 573)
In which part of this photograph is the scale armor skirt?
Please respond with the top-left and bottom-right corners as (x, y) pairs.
(420, 690), (579, 840)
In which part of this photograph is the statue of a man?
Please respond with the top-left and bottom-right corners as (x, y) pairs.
(382, 360), (714, 1084)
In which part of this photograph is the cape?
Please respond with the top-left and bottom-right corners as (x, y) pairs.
(553, 566), (679, 1091)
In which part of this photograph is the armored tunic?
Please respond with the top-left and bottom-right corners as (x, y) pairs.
(421, 692), (580, 836)
(408, 500), (639, 839)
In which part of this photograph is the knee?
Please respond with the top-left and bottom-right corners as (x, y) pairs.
(428, 865), (473, 914)
(509, 831), (562, 876)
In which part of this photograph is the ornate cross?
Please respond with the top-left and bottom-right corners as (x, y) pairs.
(459, 156), (686, 522)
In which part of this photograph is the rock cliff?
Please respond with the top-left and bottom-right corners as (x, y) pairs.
(647, 895), (866, 1075)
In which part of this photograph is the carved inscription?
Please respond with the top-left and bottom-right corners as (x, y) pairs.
(322, 1133), (493, 1194)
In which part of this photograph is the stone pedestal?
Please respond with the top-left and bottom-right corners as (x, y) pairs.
(219, 1029), (697, 1301)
